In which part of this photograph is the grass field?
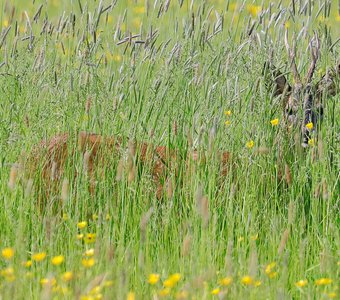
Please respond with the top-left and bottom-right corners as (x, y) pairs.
(0, 0), (339, 299)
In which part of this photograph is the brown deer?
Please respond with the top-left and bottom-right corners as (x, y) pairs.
(264, 30), (339, 147)
(22, 131), (232, 207)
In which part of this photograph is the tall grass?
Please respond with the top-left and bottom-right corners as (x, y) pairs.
(0, 0), (339, 299)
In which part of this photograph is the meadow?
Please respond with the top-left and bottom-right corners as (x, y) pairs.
(0, 0), (339, 299)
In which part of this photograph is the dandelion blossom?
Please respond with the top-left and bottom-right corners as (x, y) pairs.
(1, 247), (14, 260)
(77, 221), (87, 229)
(241, 275), (253, 285)
(82, 257), (95, 268)
(270, 118), (279, 126)
(211, 288), (220, 295)
(315, 278), (332, 286)
(225, 120), (231, 126)
(32, 252), (46, 262)
(219, 276), (233, 286)
(306, 122), (313, 130)
(308, 138), (314, 147)
(62, 271), (73, 282)
(84, 233), (96, 244)
(246, 140), (254, 149)
(84, 249), (95, 257)
(224, 110), (232, 116)
(148, 273), (160, 285)
(295, 279), (308, 287)
(51, 255), (64, 266)
(127, 292), (135, 300)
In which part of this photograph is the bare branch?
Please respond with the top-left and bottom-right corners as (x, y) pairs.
(305, 32), (320, 84)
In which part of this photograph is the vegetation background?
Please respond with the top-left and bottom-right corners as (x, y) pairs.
(0, 0), (339, 299)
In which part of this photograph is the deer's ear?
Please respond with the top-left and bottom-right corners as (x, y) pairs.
(316, 63), (340, 98)
(263, 62), (291, 96)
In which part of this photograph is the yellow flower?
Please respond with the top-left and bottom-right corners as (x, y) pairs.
(246, 140), (254, 149)
(1, 267), (15, 282)
(270, 118), (279, 126)
(32, 252), (46, 262)
(284, 21), (291, 28)
(40, 277), (56, 286)
(148, 273), (160, 285)
(62, 271), (73, 282)
(211, 288), (220, 295)
(254, 280), (262, 287)
(241, 275), (253, 285)
(3, 20), (9, 27)
(23, 260), (32, 267)
(159, 288), (171, 297)
(315, 278), (333, 286)
(265, 262), (276, 275)
(219, 276), (233, 286)
(250, 234), (258, 241)
(105, 214), (111, 220)
(306, 122), (313, 130)
(224, 110), (232, 116)
(247, 4), (261, 17)
(82, 257), (95, 268)
(85, 248), (95, 257)
(92, 214), (98, 221)
(103, 280), (114, 287)
(268, 272), (278, 279)
(327, 292), (337, 299)
(308, 138), (314, 147)
(295, 279), (308, 287)
(51, 255), (64, 266)
(133, 6), (145, 14)
(2, 247), (14, 259)
(127, 292), (135, 300)
(175, 290), (189, 299)
(63, 213), (68, 221)
(164, 273), (181, 287)
(77, 233), (84, 240)
(84, 233), (96, 244)
(225, 120), (231, 126)
(77, 221), (87, 229)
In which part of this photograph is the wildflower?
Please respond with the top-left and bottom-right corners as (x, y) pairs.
(254, 280), (262, 287)
(219, 276), (233, 286)
(250, 234), (258, 241)
(308, 138), (314, 147)
(241, 275), (253, 285)
(84, 233), (96, 244)
(306, 122), (313, 130)
(103, 280), (114, 287)
(63, 213), (68, 221)
(295, 279), (308, 287)
(77, 233), (84, 240)
(133, 6), (145, 14)
(148, 273), (160, 285)
(225, 120), (231, 126)
(159, 288), (171, 297)
(82, 257), (95, 268)
(265, 262), (276, 275)
(238, 236), (244, 242)
(32, 252), (46, 262)
(315, 278), (332, 286)
(2, 247), (14, 260)
(270, 118), (279, 126)
(268, 272), (278, 279)
(62, 271), (73, 282)
(211, 288), (220, 295)
(84, 248), (95, 257)
(23, 260), (32, 267)
(246, 140), (254, 149)
(77, 221), (87, 229)
(127, 292), (135, 300)
(247, 4), (261, 17)
(1, 267), (14, 278)
(92, 214), (98, 221)
(40, 277), (56, 286)
(327, 292), (337, 299)
(164, 273), (181, 287)
(105, 214), (111, 220)
(175, 290), (189, 299)
(3, 20), (9, 27)
(284, 21), (291, 28)
(51, 255), (64, 266)
(224, 110), (232, 116)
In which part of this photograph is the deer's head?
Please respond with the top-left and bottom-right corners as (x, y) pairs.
(265, 31), (339, 147)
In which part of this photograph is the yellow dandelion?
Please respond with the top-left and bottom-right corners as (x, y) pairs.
(40, 277), (56, 286)
(127, 292), (135, 300)
(211, 288), (220, 295)
(295, 279), (308, 287)
(77, 233), (84, 240)
(84, 233), (96, 244)
(247, 4), (261, 17)
(265, 262), (276, 275)
(84, 248), (95, 257)
(270, 118), (279, 126)
(82, 257), (95, 268)
(23, 260), (32, 267)
(159, 288), (171, 297)
(77, 221), (87, 229)
(51, 255), (64, 266)
(148, 273), (160, 285)
(327, 292), (337, 299)
(1, 267), (15, 282)
(246, 140), (254, 149)
(32, 252), (46, 262)
(63, 213), (68, 221)
(308, 138), (314, 147)
(62, 271), (73, 282)
(224, 110), (232, 116)
(306, 122), (313, 130)
(315, 278), (332, 286)
(284, 21), (291, 28)
(241, 275), (254, 285)
(2, 247), (14, 260)
(225, 120), (231, 126)
(268, 272), (278, 279)
(254, 280), (262, 287)
(219, 276), (233, 286)
(164, 273), (181, 287)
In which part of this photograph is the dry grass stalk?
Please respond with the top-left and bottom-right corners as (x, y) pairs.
(278, 228), (289, 255)
(182, 233), (192, 257)
(61, 178), (69, 203)
(8, 164), (18, 190)
(284, 163), (292, 186)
